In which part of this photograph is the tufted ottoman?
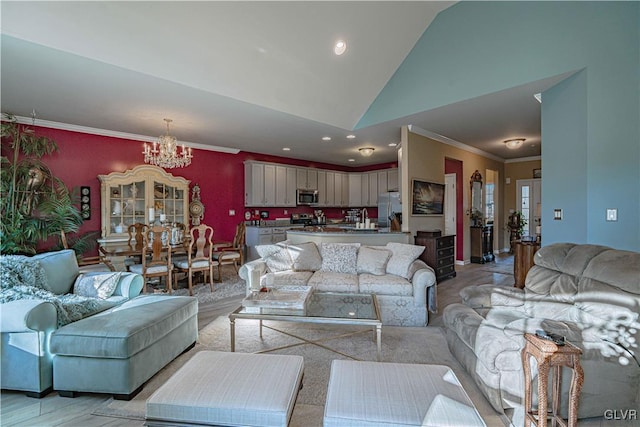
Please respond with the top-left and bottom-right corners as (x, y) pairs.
(146, 351), (304, 427)
(50, 295), (198, 399)
(324, 360), (486, 427)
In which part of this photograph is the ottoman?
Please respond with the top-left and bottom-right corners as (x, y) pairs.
(146, 351), (304, 427)
(324, 360), (486, 427)
(51, 295), (198, 399)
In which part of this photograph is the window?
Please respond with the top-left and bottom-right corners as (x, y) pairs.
(485, 183), (494, 224)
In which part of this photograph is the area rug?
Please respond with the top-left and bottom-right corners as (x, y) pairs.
(152, 268), (246, 303)
(92, 317), (510, 427)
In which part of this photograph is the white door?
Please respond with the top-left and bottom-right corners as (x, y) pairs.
(444, 173), (456, 237)
(516, 179), (542, 237)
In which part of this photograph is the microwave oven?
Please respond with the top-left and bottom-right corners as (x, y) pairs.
(297, 189), (319, 206)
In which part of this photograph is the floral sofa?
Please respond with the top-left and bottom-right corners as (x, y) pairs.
(239, 241), (437, 326)
(0, 249), (198, 399)
(443, 243), (640, 424)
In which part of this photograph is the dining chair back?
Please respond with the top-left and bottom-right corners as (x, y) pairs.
(129, 225), (173, 293)
(173, 224), (217, 295)
(213, 222), (246, 278)
(59, 229), (115, 272)
(123, 223), (149, 270)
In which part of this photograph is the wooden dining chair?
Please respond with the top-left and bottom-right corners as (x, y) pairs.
(173, 224), (217, 296)
(124, 223), (149, 271)
(212, 222), (246, 279)
(129, 225), (173, 294)
(60, 229), (115, 272)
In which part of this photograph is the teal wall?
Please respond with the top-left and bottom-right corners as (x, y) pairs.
(360, 1), (640, 250)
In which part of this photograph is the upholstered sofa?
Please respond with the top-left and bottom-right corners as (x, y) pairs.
(443, 243), (640, 423)
(239, 241), (437, 326)
(0, 249), (198, 399)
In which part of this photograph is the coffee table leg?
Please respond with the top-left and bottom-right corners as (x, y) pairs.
(230, 318), (236, 352)
(376, 324), (382, 361)
(260, 319), (263, 338)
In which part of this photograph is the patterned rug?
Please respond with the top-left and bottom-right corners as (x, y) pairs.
(150, 267), (247, 303)
(92, 317), (509, 427)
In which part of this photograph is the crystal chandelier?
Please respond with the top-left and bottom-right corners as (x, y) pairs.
(143, 119), (193, 168)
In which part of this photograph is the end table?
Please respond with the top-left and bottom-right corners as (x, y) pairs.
(522, 333), (584, 427)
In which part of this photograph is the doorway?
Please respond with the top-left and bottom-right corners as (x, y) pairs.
(516, 179), (542, 239)
(444, 158), (464, 262)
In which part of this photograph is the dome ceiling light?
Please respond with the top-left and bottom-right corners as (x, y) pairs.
(334, 40), (347, 55)
(359, 147), (375, 157)
(504, 138), (526, 150)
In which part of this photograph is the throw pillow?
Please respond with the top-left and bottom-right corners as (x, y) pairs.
(320, 243), (360, 274)
(256, 243), (293, 272)
(73, 272), (122, 299)
(288, 242), (322, 271)
(357, 246), (392, 276)
(386, 242), (425, 279)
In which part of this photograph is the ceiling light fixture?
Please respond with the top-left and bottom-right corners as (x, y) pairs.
(504, 138), (526, 150)
(334, 40), (347, 55)
(282, 147), (291, 151)
(143, 119), (192, 168)
(359, 147), (375, 157)
(346, 134), (356, 139)
(322, 136), (332, 141)
(388, 142), (398, 147)
(348, 158), (355, 162)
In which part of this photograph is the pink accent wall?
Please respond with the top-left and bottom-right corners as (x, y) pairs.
(31, 125), (394, 244)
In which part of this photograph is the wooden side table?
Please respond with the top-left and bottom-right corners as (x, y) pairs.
(522, 333), (584, 427)
(514, 240), (540, 288)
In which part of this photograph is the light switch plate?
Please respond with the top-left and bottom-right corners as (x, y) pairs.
(229, 209), (235, 216)
(553, 209), (563, 220)
(606, 208), (617, 221)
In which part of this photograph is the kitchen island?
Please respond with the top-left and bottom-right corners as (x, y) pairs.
(286, 227), (410, 245)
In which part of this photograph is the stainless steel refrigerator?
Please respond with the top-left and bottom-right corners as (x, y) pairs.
(377, 192), (401, 230)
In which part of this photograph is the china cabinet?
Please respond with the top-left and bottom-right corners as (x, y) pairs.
(98, 165), (190, 243)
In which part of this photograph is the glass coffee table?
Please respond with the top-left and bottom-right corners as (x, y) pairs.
(229, 292), (383, 361)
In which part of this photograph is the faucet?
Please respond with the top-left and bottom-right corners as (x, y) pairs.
(361, 208), (368, 223)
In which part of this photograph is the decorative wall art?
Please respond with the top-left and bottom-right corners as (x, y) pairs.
(411, 179), (445, 216)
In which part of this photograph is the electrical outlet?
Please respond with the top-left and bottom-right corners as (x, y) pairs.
(229, 209), (235, 216)
(284, 210), (288, 215)
(553, 209), (563, 220)
(606, 208), (617, 221)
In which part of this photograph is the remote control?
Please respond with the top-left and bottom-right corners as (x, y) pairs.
(535, 329), (565, 346)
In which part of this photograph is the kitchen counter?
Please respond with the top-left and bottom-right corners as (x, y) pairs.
(286, 228), (410, 245)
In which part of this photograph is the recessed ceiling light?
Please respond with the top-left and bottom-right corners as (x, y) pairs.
(348, 158), (355, 162)
(334, 40), (347, 56)
(346, 134), (356, 139)
(322, 136), (331, 141)
(282, 147), (291, 151)
(388, 142), (398, 147)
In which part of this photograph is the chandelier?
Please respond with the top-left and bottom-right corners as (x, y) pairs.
(143, 119), (193, 168)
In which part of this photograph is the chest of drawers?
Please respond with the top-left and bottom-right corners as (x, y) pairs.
(414, 233), (456, 281)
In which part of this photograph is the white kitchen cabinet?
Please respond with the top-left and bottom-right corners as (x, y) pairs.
(275, 165), (297, 207)
(387, 168), (399, 191)
(296, 168), (318, 189)
(325, 172), (335, 206)
(369, 172), (380, 206)
(244, 161), (279, 206)
(317, 170), (327, 206)
(334, 172), (349, 207)
(246, 226), (291, 261)
(348, 173), (362, 207)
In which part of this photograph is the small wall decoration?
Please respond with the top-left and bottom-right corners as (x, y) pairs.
(80, 186), (91, 220)
(533, 168), (542, 179)
(411, 179), (445, 216)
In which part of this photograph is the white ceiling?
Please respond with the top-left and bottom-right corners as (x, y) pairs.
(2, 1), (559, 166)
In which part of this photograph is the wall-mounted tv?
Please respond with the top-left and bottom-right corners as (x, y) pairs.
(411, 179), (445, 216)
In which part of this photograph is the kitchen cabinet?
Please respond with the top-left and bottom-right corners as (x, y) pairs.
(275, 165), (297, 206)
(296, 168), (318, 190)
(325, 172), (335, 206)
(244, 161), (278, 207)
(98, 164), (190, 244)
(414, 232), (456, 281)
(334, 172), (348, 207)
(369, 172), (380, 206)
(246, 226), (291, 261)
(386, 169), (399, 191)
(348, 173), (364, 207)
(317, 170), (327, 206)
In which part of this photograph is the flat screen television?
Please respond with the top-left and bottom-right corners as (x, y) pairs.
(411, 179), (445, 216)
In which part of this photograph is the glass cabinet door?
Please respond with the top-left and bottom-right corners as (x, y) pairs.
(109, 180), (146, 234)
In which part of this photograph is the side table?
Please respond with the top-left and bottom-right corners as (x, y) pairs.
(522, 333), (584, 427)
(514, 241), (540, 288)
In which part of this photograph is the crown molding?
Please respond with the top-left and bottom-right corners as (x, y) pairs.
(12, 115), (241, 155)
(504, 155), (542, 163)
(407, 125), (505, 162)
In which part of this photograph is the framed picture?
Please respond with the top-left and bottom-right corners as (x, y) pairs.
(533, 168), (542, 179)
(411, 179), (445, 216)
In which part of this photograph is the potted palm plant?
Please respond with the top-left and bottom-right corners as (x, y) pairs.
(1, 113), (83, 255)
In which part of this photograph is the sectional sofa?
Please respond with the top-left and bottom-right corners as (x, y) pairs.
(1, 249), (198, 399)
(239, 241), (437, 326)
(443, 243), (640, 423)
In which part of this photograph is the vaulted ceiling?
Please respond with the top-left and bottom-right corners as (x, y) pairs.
(1, 1), (555, 166)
